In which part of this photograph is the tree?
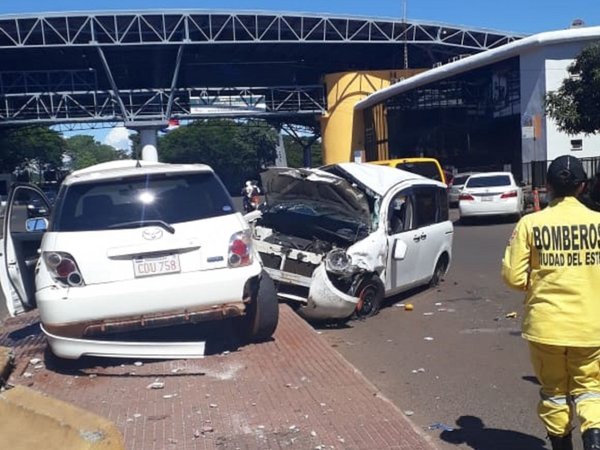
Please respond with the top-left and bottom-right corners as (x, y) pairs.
(65, 135), (128, 171)
(545, 43), (600, 134)
(283, 136), (322, 168)
(158, 119), (278, 193)
(0, 126), (65, 175)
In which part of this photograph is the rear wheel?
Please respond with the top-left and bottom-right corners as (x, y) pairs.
(429, 255), (448, 288)
(353, 275), (385, 319)
(239, 272), (279, 342)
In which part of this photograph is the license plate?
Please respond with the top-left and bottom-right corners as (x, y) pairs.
(133, 254), (180, 278)
(481, 197), (493, 202)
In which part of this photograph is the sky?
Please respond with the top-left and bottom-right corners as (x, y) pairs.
(3, 1), (599, 149)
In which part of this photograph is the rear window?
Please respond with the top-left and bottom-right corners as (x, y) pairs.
(395, 162), (442, 181)
(453, 175), (471, 185)
(51, 171), (235, 232)
(466, 175), (511, 188)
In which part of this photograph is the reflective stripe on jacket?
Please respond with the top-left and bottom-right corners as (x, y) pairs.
(502, 196), (600, 346)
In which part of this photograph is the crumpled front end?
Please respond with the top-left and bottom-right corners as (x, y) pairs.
(254, 225), (388, 321)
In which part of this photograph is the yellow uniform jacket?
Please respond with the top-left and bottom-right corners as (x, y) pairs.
(502, 196), (600, 346)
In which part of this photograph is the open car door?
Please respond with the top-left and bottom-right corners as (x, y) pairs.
(0, 183), (51, 316)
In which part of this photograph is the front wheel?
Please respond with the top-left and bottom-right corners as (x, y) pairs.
(429, 256), (448, 288)
(353, 275), (385, 319)
(238, 272), (279, 342)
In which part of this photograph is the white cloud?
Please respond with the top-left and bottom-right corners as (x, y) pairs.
(103, 126), (134, 151)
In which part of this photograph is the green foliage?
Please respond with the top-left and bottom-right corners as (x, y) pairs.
(545, 43), (600, 134)
(283, 136), (323, 168)
(65, 135), (128, 171)
(158, 119), (278, 193)
(0, 126), (65, 173)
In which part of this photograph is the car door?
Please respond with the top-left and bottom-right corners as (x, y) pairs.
(412, 185), (451, 283)
(0, 184), (50, 316)
(385, 188), (422, 294)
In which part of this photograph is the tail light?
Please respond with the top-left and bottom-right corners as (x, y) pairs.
(500, 190), (518, 199)
(43, 252), (85, 287)
(228, 230), (253, 268)
(459, 193), (475, 201)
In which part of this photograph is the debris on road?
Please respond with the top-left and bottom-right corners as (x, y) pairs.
(505, 311), (518, 319)
(29, 358), (41, 365)
(146, 379), (165, 390)
(404, 410), (414, 416)
(404, 303), (414, 311)
(133, 361), (143, 367)
(428, 422), (455, 432)
(424, 337), (434, 341)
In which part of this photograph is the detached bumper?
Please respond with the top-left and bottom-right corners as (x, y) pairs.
(41, 324), (206, 360)
(268, 264), (359, 320)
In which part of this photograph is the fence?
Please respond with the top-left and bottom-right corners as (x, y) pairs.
(522, 157), (600, 188)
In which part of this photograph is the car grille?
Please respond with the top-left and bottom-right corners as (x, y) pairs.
(259, 252), (318, 278)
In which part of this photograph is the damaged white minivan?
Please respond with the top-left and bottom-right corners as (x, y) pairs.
(250, 163), (453, 321)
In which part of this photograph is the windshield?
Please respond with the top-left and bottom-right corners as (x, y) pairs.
(52, 171), (234, 232)
(466, 175), (511, 188)
(395, 162), (442, 181)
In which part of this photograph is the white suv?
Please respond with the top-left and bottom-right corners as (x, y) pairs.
(0, 160), (278, 359)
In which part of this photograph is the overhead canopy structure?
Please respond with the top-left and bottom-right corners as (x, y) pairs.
(0, 10), (525, 127)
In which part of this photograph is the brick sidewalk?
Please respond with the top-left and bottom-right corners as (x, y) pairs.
(1, 305), (438, 450)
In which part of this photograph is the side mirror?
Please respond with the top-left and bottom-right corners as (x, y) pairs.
(26, 217), (48, 232)
(518, 181), (527, 187)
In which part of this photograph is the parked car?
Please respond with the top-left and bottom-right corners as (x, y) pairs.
(458, 171), (524, 222)
(0, 160), (279, 359)
(448, 172), (480, 206)
(248, 163), (453, 321)
(369, 157), (448, 185)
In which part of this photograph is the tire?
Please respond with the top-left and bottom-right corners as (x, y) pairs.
(429, 255), (448, 288)
(239, 272), (279, 342)
(353, 275), (385, 319)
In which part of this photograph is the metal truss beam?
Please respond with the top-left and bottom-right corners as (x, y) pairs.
(0, 85), (326, 126)
(0, 12), (523, 50)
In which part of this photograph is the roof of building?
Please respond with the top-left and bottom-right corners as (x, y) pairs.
(355, 25), (600, 111)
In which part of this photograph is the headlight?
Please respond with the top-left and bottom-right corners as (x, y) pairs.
(325, 249), (353, 274)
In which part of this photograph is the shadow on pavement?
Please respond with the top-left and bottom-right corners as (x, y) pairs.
(439, 415), (548, 450)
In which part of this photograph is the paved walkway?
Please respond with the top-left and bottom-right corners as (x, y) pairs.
(1, 305), (438, 450)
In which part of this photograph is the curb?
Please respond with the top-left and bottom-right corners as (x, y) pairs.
(0, 346), (14, 388)
(0, 385), (125, 450)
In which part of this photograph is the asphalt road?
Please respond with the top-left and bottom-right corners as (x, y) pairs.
(320, 210), (579, 450)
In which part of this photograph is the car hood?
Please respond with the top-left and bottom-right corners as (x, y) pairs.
(261, 167), (371, 225)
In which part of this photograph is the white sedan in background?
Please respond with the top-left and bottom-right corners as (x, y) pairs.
(458, 172), (524, 222)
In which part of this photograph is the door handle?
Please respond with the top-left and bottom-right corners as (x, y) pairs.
(413, 233), (427, 242)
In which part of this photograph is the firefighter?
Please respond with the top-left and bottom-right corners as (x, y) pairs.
(502, 155), (600, 450)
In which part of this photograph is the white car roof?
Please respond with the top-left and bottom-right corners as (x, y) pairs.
(335, 162), (445, 196)
(64, 159), (214, 186)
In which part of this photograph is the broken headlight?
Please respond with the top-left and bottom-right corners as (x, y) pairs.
(325, 248), (354, 274)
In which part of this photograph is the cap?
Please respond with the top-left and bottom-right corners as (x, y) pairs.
(547, 155), (587, 187)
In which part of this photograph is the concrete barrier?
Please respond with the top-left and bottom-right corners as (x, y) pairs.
(0, 385), (125, 450)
